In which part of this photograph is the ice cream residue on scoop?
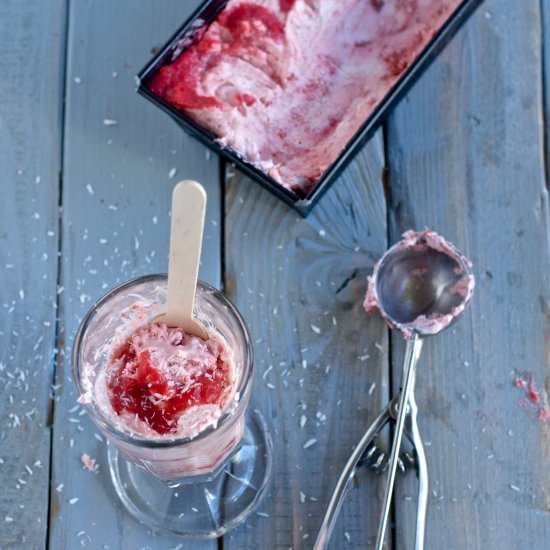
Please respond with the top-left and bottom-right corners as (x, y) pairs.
(364, 229), (475, 338)
(103, 322), (235, 438)
(148, 0), (463, 196)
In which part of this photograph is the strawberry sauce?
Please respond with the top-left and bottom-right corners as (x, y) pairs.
(107, 323), (233, 435)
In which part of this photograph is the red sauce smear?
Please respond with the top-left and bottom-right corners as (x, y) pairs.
(149, 3), (285, 110)
(107, 327), (231, 435)
(514, 372), (549, 424)
(279, 0), (297, 12)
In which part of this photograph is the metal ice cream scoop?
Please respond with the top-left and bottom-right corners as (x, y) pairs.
(314, 230), (474, 550)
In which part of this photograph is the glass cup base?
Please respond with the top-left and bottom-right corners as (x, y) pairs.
(107, 409), (272, 538)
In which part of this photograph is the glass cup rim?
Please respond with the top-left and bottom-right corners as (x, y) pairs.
(72, 273), (253, 449)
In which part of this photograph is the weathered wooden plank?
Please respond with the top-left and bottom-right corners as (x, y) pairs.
(543, 0), (550, 178)
(0, 1), (66, 548)
(49, 1), (220, 549)
(223, 135), (389, 549)
(386, 1), (550, 548)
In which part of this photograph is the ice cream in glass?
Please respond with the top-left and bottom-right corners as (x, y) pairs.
(73, 274), (272, 537)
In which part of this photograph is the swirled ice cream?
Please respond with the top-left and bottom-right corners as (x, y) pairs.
(149, 0), (463, 195)
(105, 322), (235, 438)
(79, 300), (237, 440)
(75, 278), (250, 479)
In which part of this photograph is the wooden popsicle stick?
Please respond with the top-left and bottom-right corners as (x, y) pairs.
(162, 180), (209, 339)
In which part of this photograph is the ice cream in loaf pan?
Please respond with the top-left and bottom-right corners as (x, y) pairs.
(149, 0), (463, 196)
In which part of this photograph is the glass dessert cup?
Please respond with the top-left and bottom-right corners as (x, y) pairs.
(72, 274), (272, 538)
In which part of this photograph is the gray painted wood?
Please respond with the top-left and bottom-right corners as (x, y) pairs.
(4, 0), (548, 548)
(0, 1), (66, 548)
(49, 1), (220, 549)
(543, 0), (550, 177)
(386, 1), (550, 548)
(223, 135), (390, 549)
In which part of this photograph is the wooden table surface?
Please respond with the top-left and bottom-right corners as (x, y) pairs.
(2, 0), (550, 548)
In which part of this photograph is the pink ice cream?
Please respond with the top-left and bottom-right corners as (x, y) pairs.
(76, 280), (249, 479)
(149, 0), (463, 195)
(103, 322), (235, 438)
